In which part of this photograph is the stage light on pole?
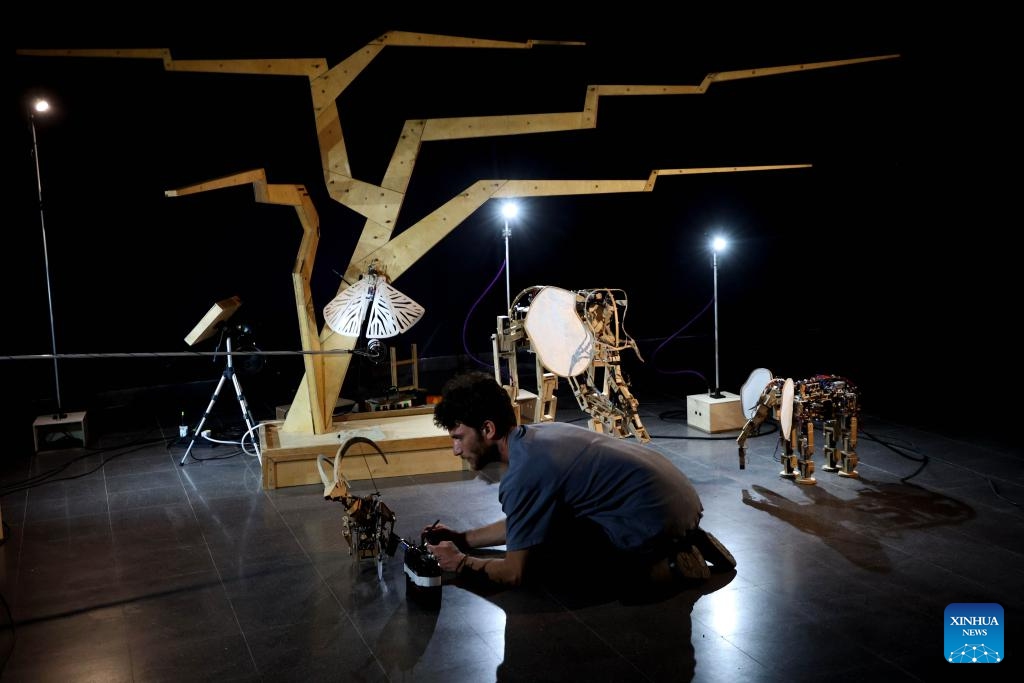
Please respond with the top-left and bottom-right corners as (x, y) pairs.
(685, 233), (743, 434)
(500, 201), (519, 311)
(710, 235), (727, 399)
(29, 97), (66, 419)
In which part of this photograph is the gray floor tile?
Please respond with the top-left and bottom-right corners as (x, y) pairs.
(1, 398), (1021, 681)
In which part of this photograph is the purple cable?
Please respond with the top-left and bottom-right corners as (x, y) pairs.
(462, 259), (506, 370)
(652, 296), (712, 384)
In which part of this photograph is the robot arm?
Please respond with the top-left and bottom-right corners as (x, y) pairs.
(736, 378), (784, 469)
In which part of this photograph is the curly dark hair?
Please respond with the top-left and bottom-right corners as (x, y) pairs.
(432, 371), (518, 434)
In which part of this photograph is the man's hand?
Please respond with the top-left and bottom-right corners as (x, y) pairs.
(426, 540), (464, 572)
(422, 522), (469, 551)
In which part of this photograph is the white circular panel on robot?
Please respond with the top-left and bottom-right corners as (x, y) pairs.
(523, 286), (595, 377)
(740, 368), (773, 419)
(780, 378), (795, 440)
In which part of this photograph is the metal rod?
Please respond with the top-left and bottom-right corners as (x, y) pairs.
(30, 112), (65, 419)
(503, 218), (511, 311)
(2, 349), (366, 360)
(712, 249), (722, 398)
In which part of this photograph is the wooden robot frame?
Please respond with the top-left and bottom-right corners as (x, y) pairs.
(19, 38), (896, 487)
(493, 285), (650, 442)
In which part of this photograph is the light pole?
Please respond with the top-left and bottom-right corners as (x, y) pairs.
(710, 235), (727, 399)
(30, 98), (66, 419)
(501, 201), (519, 311)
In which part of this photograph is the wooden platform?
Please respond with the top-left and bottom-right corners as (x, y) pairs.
(259, 406), (463, 489)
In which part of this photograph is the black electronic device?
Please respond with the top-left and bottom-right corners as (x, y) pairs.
(387, 532), (442, 608)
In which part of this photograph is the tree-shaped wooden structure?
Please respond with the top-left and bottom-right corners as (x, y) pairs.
(17, 36), (897, 487)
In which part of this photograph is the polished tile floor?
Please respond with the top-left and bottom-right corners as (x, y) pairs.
(1, 392), (1021, 682)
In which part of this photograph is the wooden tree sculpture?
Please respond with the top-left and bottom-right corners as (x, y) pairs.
(18, 36), (898, 439)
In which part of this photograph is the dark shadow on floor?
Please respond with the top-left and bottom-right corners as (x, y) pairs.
(454, 564), (736, 682)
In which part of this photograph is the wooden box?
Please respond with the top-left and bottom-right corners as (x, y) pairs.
(33, 410), (88, 451)
(685, 392), (746, 433)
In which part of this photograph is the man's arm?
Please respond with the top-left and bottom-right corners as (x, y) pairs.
(465, 519), (506, 548)
(459, 548), (528, 586)
(427, 531), (529, 587)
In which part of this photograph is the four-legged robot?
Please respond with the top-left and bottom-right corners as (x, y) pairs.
(736, 372), (859, 485)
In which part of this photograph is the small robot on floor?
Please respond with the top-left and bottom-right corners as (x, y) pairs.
(318, 437), (443, 606)
(736, 368), (859, 485)
(317, 438), (397, 580)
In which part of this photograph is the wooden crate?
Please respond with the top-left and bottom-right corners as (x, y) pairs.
(685, 392), (746, 433)
(33, 410), (88, 451)
(259, 406), (462, 489)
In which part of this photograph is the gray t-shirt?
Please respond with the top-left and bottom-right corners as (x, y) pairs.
(499, 422), (703, 554)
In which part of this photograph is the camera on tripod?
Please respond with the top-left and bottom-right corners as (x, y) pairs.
(386, 531), (442, 608)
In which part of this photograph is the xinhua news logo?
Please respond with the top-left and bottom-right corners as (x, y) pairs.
(945, 603), (1004, 664)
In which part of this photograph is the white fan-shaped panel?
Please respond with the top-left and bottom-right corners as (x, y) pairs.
(324, 278), (373, 337)
(364, 280), (425, 338)
(523, 286), (594, 377)
(741, 368), (774, 419)
(323, 274), (425, 339)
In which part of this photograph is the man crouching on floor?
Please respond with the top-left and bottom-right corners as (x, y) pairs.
(424, 371), (736, 593)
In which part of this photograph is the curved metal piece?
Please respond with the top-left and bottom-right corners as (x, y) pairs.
(523, 286), (595, 378)
(780, 378), (795, 441)
(741, 368), (774, 419)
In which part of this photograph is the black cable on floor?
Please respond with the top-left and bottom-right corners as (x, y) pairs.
(861, 429), (1022, 509)
(0, 436), (168, 497)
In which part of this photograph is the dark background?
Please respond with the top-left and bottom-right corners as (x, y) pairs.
(6, 10), (1017, 452)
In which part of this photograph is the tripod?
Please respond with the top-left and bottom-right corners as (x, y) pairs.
(180, 334), (262, 465)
